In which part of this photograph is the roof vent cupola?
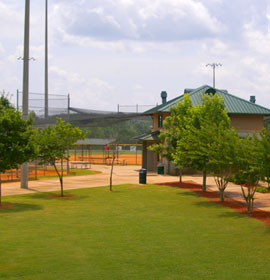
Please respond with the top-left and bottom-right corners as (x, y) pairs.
(205, 87), (216, 96)
(250, 96), (256, 103)
(161, 91), (167, 104)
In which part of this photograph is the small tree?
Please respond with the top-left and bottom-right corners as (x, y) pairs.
(149, 94), (194, 182)
(109, 152), (116, 191)
(254, 128), (270, 188)
(230, 136), (260, 213)
(37, 118), (85, 197)
(208, 126), (240, 201)
(0, 96), (37, 205)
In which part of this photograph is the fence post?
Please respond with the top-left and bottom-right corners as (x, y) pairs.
(136, 145), (137, 164)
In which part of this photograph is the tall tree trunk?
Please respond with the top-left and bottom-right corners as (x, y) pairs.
(60, 158), (64, 197)
(241, 186), (256, 213)
(53, 160), (64, 197)
(60, 177), (63, 197)
(214, 176), (228, 202)
(219, 190), (224, 202)
(110, 154), (115, 191)
(202, 170), (207, 192)
(179, 169), (182, 183)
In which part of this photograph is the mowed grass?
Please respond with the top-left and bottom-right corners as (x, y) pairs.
(1, 184), (270, 280)
(29, 168), (100, 180)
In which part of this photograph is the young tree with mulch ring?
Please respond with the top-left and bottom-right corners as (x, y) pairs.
(37, 118), (85, 197)
(0, 96), (37, 205)
(230, 135), (260, 213)
(254, 128), (270, 189)
(208, 125), (240, 201)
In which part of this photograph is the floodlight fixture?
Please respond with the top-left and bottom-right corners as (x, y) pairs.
(206, 62), (222, 88)
(18, 57), (36, 61)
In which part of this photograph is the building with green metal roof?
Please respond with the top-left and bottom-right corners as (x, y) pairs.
(145, 85), (270, 115)
(138, 85), (270, 174)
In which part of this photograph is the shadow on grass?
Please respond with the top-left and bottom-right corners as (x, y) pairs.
(176, 191), (199, 197)
(28, 192), (89, 201)
(0, 202), (42, 213)
(194, 200), (222, 208)
(108, 190), (124, 193)
(218, 211), (246, 219)
(264, 226), (270, 233)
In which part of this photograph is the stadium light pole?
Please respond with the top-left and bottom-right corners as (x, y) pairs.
(45, 0), (48, 119)
(21, 0), (30, 189)
(206, 63), (222, 88)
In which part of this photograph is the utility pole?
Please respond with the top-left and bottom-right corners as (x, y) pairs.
(206, 63), (222, 88)
(44, 0), (48, 119)
(21, 0), (30, 189)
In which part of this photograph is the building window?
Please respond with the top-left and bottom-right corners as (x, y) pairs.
(158, 115), (163, 128)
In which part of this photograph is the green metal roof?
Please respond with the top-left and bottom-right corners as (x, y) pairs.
(144, 85), (270, 115)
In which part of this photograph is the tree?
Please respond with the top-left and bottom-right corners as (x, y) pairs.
(230, 135), (260, 213)
(176, 93), (230, 191)
(109, 152), (116, 191)
(254, 128), (270, 188)
(0, 96), (37, 205)
(37, 118), (85, 197)
(149, 94), (194, 182)
(207, 126), (240, 201)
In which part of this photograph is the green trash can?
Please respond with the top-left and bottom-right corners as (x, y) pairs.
(157, 164), (164, 174)
(139, 168), (147, 184)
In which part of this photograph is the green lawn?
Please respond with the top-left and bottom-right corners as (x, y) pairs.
(29, 168), (100, 180)
(0, 184), (270, 280)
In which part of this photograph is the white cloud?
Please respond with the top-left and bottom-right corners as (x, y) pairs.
(244, 23), (270, 55)
(52, 0), (224, 45)
(56, 27), (126, 52)
(49, 65), (114, 110)
(0, 42), (4, 55)
(0, 2), (23, 39)
(200, 39), (229, 56)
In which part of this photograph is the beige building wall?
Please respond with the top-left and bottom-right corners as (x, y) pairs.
(229, 114), (264, 131)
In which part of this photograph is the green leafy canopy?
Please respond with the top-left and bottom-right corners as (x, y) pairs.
(37, 118), (85, 165)
(0, 96), (37, 173)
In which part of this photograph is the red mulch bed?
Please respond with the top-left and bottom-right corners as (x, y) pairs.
(157, 181), (270, 226)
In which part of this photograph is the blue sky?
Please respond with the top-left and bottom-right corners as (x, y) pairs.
(1, 0), (270, 111)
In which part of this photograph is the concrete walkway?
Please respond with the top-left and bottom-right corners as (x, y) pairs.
(1, 165), (177, 196)
(2, 165), (270, 212)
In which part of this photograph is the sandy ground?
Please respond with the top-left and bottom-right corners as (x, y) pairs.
(2, 165), (270, 213)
